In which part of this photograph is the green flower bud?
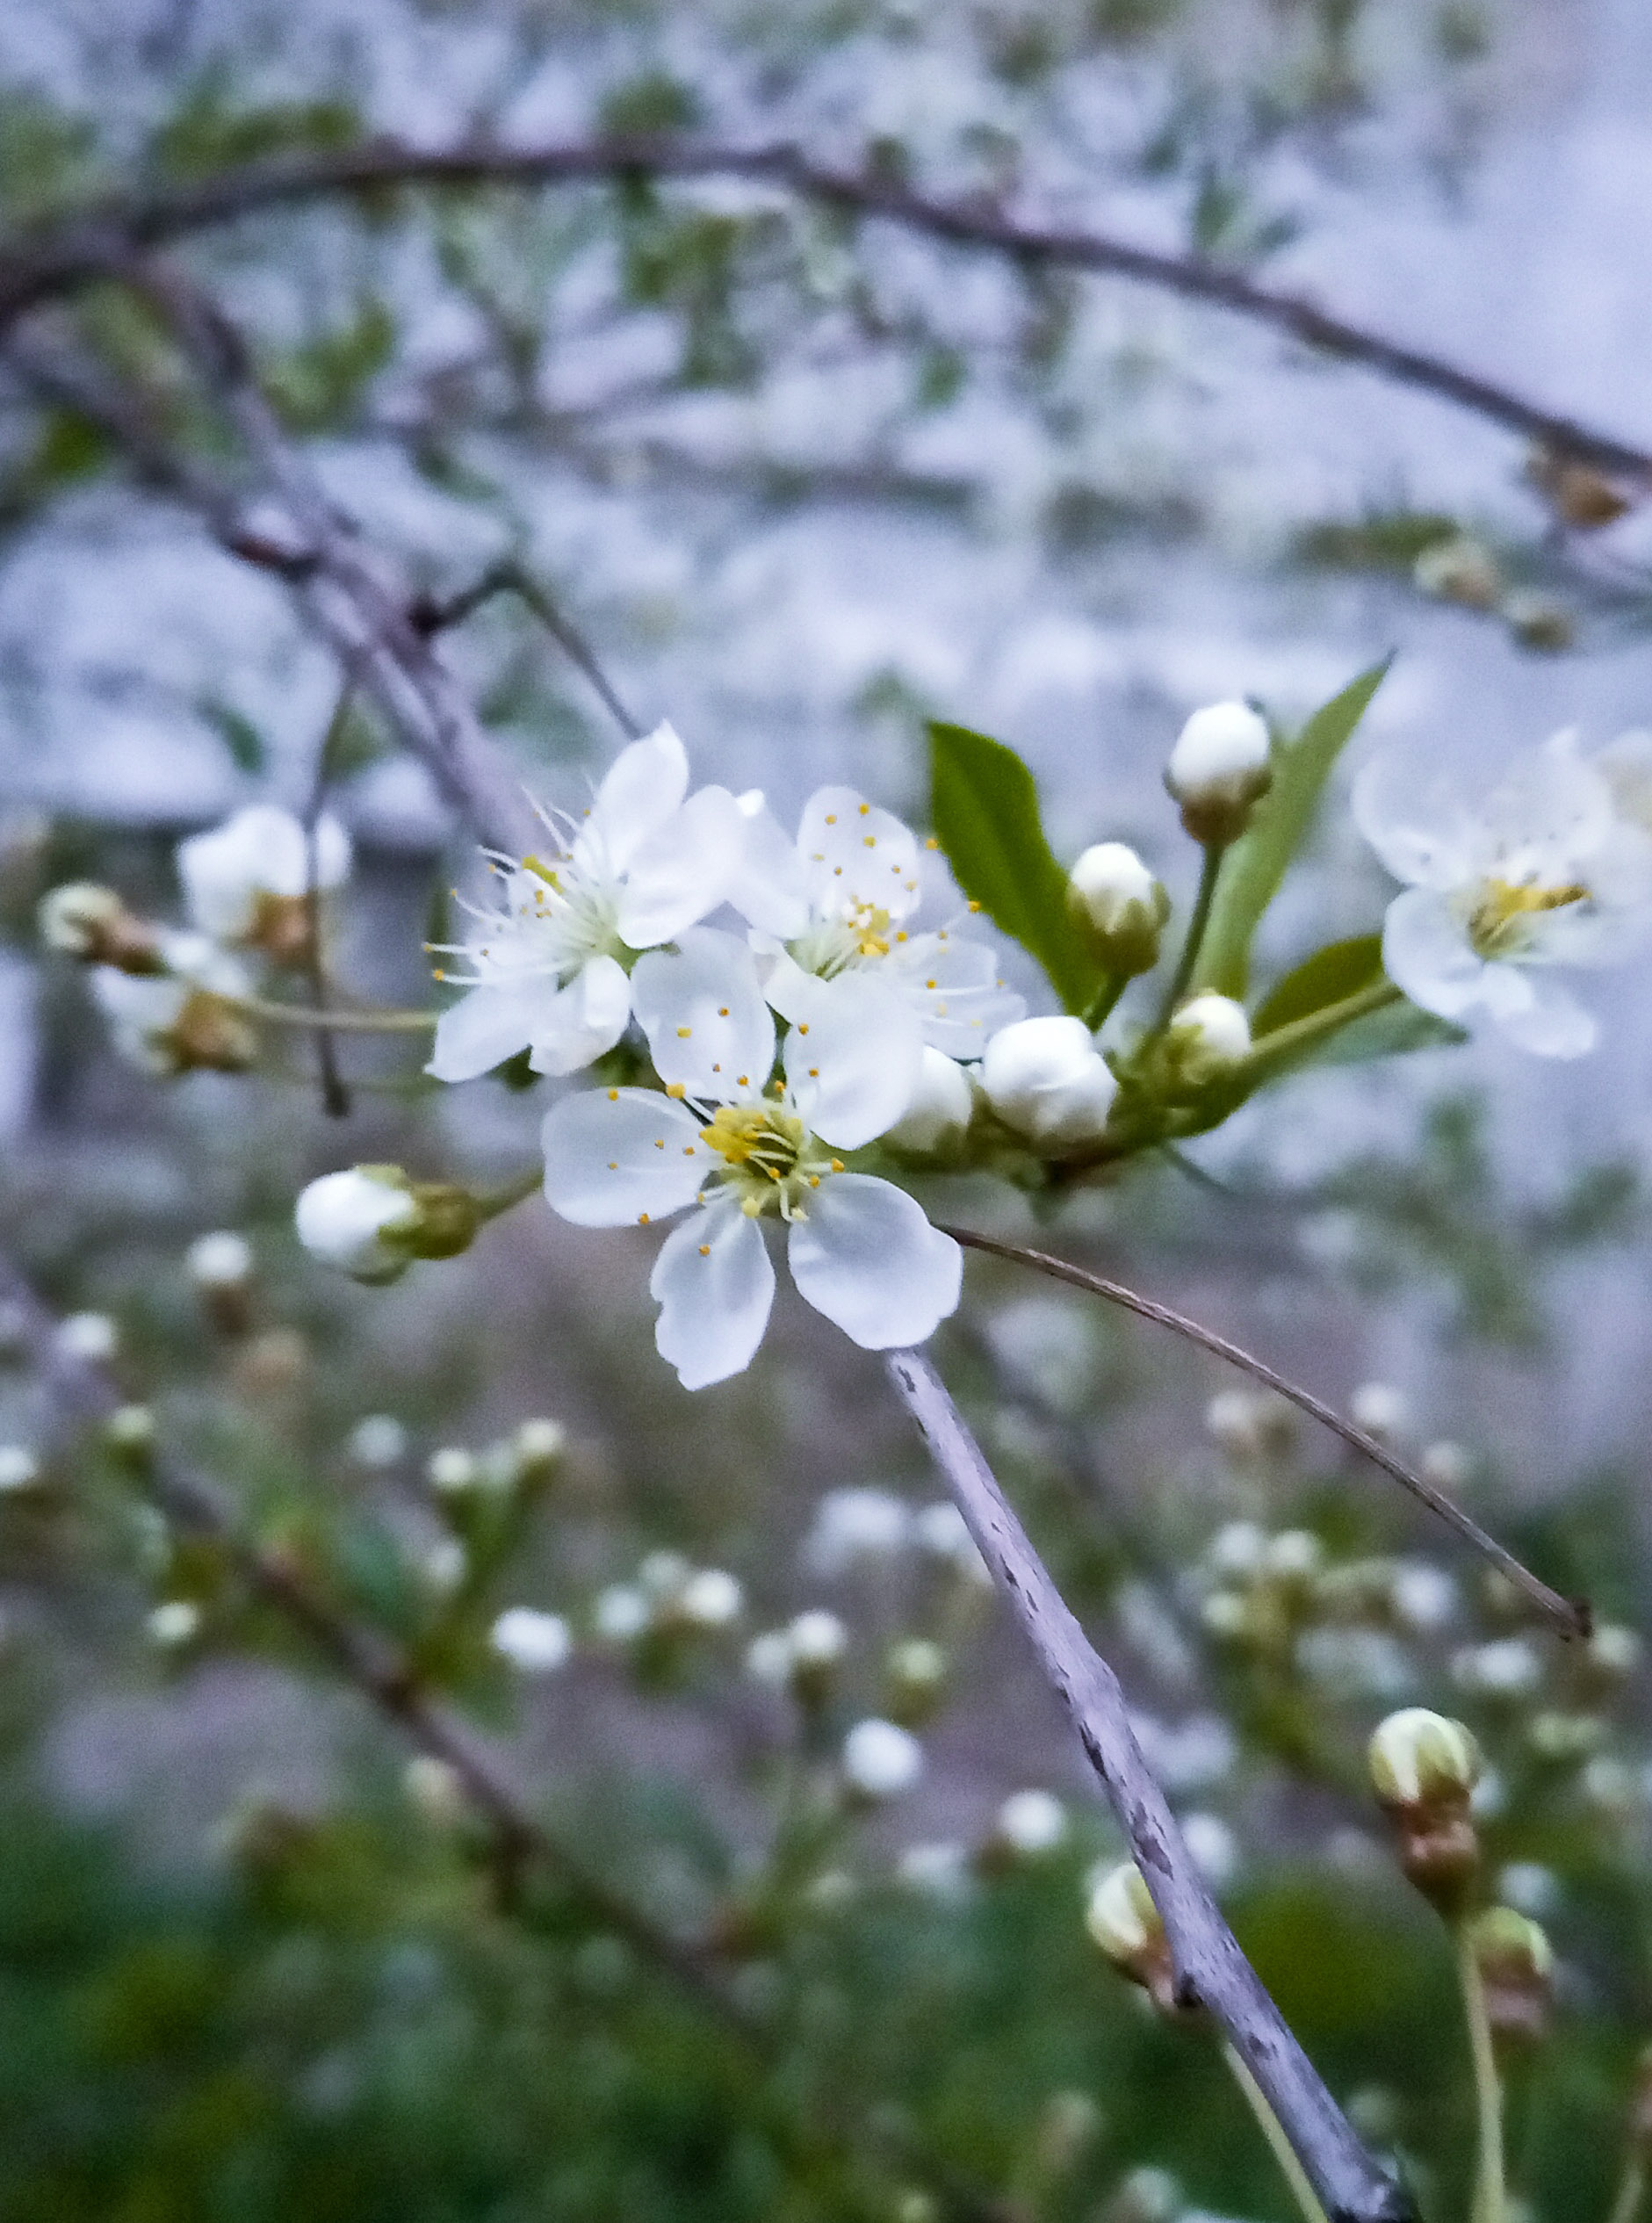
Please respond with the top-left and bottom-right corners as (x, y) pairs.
(1368, 1708), (1482, 1809)
(1467, 1906), (1555, 2048)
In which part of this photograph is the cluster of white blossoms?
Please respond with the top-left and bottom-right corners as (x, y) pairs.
(1355, 728), (1652, 1057)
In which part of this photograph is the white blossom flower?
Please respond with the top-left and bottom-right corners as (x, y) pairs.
(841, 1716), (925, 1798)
(427, 1446), (479, 1494)
(677, 1568), (744, 1628)
(789, 1608), (849, 1668)
(185, 1231), (254, 1289)
(57, 1312), (118, 1365)
(732, 785), (1023, 1059)
(147, 1599), (201, 1648)
(980, 1015), (1117, 1147)
(427, 724), (745, 1083)
(593, 1584), (650, 1642)
(540, 929), (960, 1388)
(349, 1415), (407, 1469)
(884, 1045), (976, 1153)
(1354, 733), (1652, 1057)
(178, 804), (351, 945)
(91, 932), (255, 1074)
(994, 1788), (1068, 1856)
(491, 1606), (573, 1672)
(296, 1168), (421, 1283)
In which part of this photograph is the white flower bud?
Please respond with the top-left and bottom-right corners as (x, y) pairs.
(490, 1606), (572, 1673)
(1351, 1382), (1411, 1441)
(0, 1446), (40, 1493)
(427, 1447), (479, 1495)
(1420, 1440), (1472, 1490)
(745, 1630), (794, 1688)
(57, 1311), (118, 1365)
(841, 1715), (924, 1799)
(1066, 843), (1170, 977)
(186, 1231), (254, 1289)
(295, 1167), (422, 1284)
(403, 1754), (466, 1826)
(790, 1607), (848, 1668)
(1165, 701), (1273, 842)
(40, 881), (157, 967)
(1164, 993), (1251, 1089)
(1207, 1519), (1266, 1577)
(1368, 1708), (1482, 1808)
(1265, 1529), (1323, 1582)
(105, 1404), (155, 1457)
(1085, 1860), (1160, 1968)
(511, 1418), (566, 1478)
(982, 1016), (1118, 1149)
(593, 1584), (649, 1642)
(994, 1788), (1068, 1856)
(349, 1415), (407, 1469)
(678, 1568), (744, 1628)
(1587, 1623), (1642, 1680)
(147, 1599), (201, 1648)
(1452, 1638), (1542, 1699)
(1390, 1563), (1459, 1633)
(884, 1047), (976, 1153)
(177, 805), (351, 948)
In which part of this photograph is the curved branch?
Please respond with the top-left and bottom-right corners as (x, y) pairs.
(941, 1223), (1587, 1640)
(885, 1348), (1411, 2223)
(2, 136), (1648, 478)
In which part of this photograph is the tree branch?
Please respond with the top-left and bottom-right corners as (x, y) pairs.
(1, 136), (1647, 478)
(941, 1224), (1586, 1640)
(884, 1346), (1411, 2223)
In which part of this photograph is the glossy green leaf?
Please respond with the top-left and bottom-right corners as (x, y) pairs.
(1252, 934), (1386, 1037)
(1193, 657), (1391, 1000)
(928, 720), (1102, 1014)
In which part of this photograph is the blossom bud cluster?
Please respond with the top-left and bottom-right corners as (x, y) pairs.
(296, 1166), (482, 1285)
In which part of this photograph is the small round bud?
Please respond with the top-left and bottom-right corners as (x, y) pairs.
(841, 1716), (924, 1800)
(638, 1550), (690, 1599)
(1420, 1439), (1472, 1490)
(510, 1418), (566, 1482)
(1163, 994), (1251, 1091)
(789, 1607), (849, 1700)
(912, 1501), (992, 1584)
(0, 1445), (40, 1494)
(898, 1841), (970, 1901)
(105, 1404), (156, 1459)
(1351, 1382), (1411, 1442)
(1390, 1563), (1458, 1633)
(1086, 1861), (1173, 2004)
(805, 1487), (910, 1575)
(1265, 1528), (1323, 1584)
(296, 1167), (421, 1282)
(1165, 701), (1273, 843)
(885, 1046), (976, 1153)
(981, 1015), (1118, 1150)
(40, 881), (163, 971)
(185, 1231), (254, 1289)
(403, 1754), (466, 1826)
(57, 1311), (118, 1366)
(490, 1606), (573, 1673)
(677, 1568), (744, 1629)
(349, 1414), (407, 1469)
(884, 1635), (948, 1725)
(993, 1787), (1068, 1858)
(421, 1539), (465, 1595)
(1066, 843), (1171, 978)
(147, 1599), (201, 1649)
(1204, 1391), (1294, 1464)
(427, 1447), (479, 1496)
(745, 1630), (793, 1688)
(1584, 1622), (1642, 1684)
(1467, 1906), (1555, 2048)
(593, 1584), (650, 1642)
(1451, 1638), (1542, 1700)
(1369, 1708), (1482, 1809)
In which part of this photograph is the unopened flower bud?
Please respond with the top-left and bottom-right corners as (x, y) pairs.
(884, 1635), (948, 1725)
(1163, 994), (1251, 1092)
(403, 1754), (466, 1826)
(992, 1787), (1068, 1859)
(0, 1446), (40, 1494)
(295, 1167), (480, 1285)
(105, 1404), (156, 1461)
(1067, 844), (1170, 978)
(1205, 1389), (1295, 1464)
(147, 1599), (201, 1649)
(841, 1715), (924, 1801)
(1165, 701), (1273, 843)
(1086, 1861), (1179, 2011)
(177, 805), (351, 958)
(593, 1584), (649, 1642)
(92, 964), (259, 1075)
(1467, 1906), (1555, 2048)
(982, 1016), (1118, 1150)
(58, 1311), (118, 1366)
(510, 1418), (566, 1483)
(677, 1567), (744, 1629)
(427, 1446), (479, 1495)
(1414, 534), (1503, 611)
(490, 1606), (573, 1673)
(1351, 1382), (1411, 1442)
(1369, 1707), (1483, 1915)
(186, 1230), (256, 1334)
(789, 1606), (848, 1703)
(885, 1046), (976, 1153)
(40, 882), (163, 971)
(1583, 1623), (1642, 1687)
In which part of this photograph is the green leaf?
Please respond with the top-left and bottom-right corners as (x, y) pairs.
(197, 699), (265, 776)
(1193, 657), (1391, 999)
(1252, 935), (1386, 1037)
(928, 721), (1103, 1014)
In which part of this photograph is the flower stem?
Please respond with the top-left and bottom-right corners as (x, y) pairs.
(220, 991), (437, 1033)
(1222, 2039), (1332, 2223)
(1609, 2155), (1646, 2223)
(1457, 1924), (1506, 2223)
(1235, 980), (1403, 1082)
(1151, 841), (1226, 1034)
(1081, 973), (1128, 1033)
(473, 1167), (545, 1223)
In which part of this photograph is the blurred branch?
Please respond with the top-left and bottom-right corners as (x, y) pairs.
(301, 681), (359, 1117)
(941, 1224), (1588, 1641)
(884, 1346), (1410, 2223)
(409, 559), (644, 740)
(1, 137), (1648, 477)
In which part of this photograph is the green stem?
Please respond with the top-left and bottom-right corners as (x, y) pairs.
(1236, 979), (1402, 1082)
(1151, 841), (1226, 1035)
(1608, 2154), (1646, 2223)
(1220, 2039), (1331, 2223)
(1081, 973), (1128, 1033)
(220, 990), (437, 1033)
(473, 1167), (545, 1223)
(1457, 1926), (1506, 2223)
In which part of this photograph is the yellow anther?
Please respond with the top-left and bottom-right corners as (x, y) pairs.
(654, 1139), (665, 1150)
(863, 835), (876, 848)
(677, 1026), (692, 1038)
(967, 899), (982, 913)
(830, 1158), (844, 1173)
(718, 1005), (730, 1016)
(607, 1088), (619, 1101)
(638, 1212), (650, 1225)
(666, 1082), (686, 1098)
(825, 813), (838, 825)
(698, 1244), (711, 1257)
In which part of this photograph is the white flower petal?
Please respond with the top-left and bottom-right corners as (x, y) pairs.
(651, 1199), (776, 1389)
(1494, 975), (1596, 1057)
(529, 954), (631, 1076)
(1381, 888), (1485, 1018)
(797, 786), (922, 922)
(1353, 755), (1479, 891)
(631, 928), (776, 1098)
(729, 800), (812, 939)
(583, 722), (689, 874)
(427, 984), (536, 1082)
(541, 1088), (708, 1227)
(884, 930), (1025, 1057)
(783, 972), (922, 1149)
(787, 1175), (961, 1349)
(617, 784), (745, 949)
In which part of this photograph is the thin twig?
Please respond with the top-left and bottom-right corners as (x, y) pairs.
(410, 561), (644, 740)
(220, 991), (436, 1033)
(1153, 841), (1227, 1035)
(302, 680), (359, 1117)
(884, 1347), (1410, 2223)
(1, 139), (1648, 477)
(1223, 2039), (1333, 2223)
(940, 1225), (1587, 1641)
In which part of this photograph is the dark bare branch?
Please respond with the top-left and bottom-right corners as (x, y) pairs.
(941, 1224), (1587, 1641)
(885, 1346), (1411, 2223)
(2, 136), (1648, 478)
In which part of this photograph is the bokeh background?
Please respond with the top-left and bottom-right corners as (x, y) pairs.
(1, 4), (1650, 2219)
